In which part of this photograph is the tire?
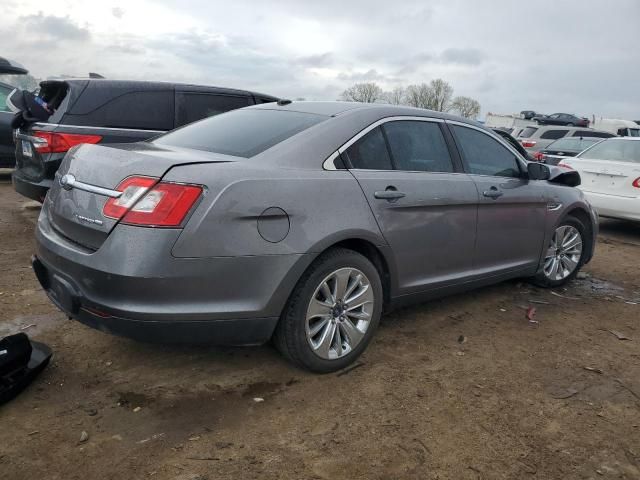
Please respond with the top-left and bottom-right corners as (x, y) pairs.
(567, 123), (575, 127)
(273, 248), (383, 373)
(531, 216), (588, 288)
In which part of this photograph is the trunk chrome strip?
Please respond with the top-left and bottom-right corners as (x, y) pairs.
(59, 174), (121, 198)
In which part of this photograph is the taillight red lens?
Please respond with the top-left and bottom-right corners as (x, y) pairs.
(102, 176), (203, 227)
(534, 151), (545, 162)
(632, 177), (640, 188)
(521, 140), (537, 148)
(32, 131), (102, 153)
(557, 162), (573, 170)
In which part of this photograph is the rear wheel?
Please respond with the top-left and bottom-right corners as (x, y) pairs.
(567, 122), (575, 126)
(274, 248), (383, 373)
(532, 217), (587, 287)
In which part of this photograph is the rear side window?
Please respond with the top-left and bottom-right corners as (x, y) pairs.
(176, 93), (251, 126)
(540, 129), (568, 140)
(383, 121), (453, 172)
(519, 127), (538, 138)
(452, 125), (521, 178)
(344, 127), (392, 170)
(572, 130), (612, 138)
(69, 90), (174, 130)
(153, 108), (325, 158)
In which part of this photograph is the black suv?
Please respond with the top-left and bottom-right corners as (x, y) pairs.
(12, 79), (278, 201)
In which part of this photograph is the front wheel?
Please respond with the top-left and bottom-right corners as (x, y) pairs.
(274, 248), (383, 373)
(532, 217), (587, 288)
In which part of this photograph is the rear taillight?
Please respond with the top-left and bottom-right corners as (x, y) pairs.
(557, 162), (573, 170)
(632, 177), (640, 188)
(103, 176), (203, 227)
(32, 131), (102, 154)
(521, 140), (537, 148)
(534, 151), (545, 162)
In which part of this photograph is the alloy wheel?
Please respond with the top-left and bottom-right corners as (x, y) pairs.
(543, 225), (583, 281)
(305, 267), (375, 360)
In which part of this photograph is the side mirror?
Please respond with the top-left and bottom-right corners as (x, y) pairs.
(527, 162), (550, 180)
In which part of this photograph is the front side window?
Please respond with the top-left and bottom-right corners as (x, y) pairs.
(452, 125), (521, 178)
(578, 139), (640, 164)
(540, 129), (568, 140)
(573, 130), (612, 138)
(383, 121), (453, 173)
(344, 127), (393, 170)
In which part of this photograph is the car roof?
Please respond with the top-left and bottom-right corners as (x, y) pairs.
(521, 125), (610, 134)
(41, 78), (277, 100)
(250, 100), (481, 125)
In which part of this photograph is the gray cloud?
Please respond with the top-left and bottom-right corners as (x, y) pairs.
(1, 1), (638, 118)
(20, 13), (89, 41)
(440, 48), (485, 66)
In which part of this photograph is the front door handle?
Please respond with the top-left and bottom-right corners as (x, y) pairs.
(374, 189), (406, 200)
(483, 187), (503, 199)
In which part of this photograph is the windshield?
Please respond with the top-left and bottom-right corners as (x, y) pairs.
(546, 137), (600, 152)
(153, 108), (327, 158)
(578, 139), (640, 163)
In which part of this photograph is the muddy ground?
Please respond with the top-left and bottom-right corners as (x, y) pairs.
(0, 174), (638, 480)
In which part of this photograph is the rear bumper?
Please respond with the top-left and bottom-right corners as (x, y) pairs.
(12, 170), (51, 202)
(34, 213), (314, 345)
(583, 191), (640, 222)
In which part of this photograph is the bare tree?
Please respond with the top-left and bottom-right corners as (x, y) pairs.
(404, 83), (432, 109)
(429, 78), (454, 112)
(451, 96), (481, 119)
(383, 87), (406, 105)
(341, 82), (383, 103)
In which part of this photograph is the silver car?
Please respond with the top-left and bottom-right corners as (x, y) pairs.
(32, 102), (597, 372)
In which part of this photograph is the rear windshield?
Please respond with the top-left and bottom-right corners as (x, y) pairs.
(578, 139), (640, 163)
(519, 126), (538, 138)
(546, 137), (601, 152)
(153, 108), (326, 157)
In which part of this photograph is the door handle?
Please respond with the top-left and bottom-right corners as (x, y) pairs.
(483, 187), (503, 199)
(374, 189), (406, 201)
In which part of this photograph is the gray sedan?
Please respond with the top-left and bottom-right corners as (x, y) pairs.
(32, 102), (597, 372)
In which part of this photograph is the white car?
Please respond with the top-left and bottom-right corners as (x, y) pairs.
(560, 138), (640, 221)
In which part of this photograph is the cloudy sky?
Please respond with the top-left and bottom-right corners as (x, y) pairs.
(1, 0), (639, 119)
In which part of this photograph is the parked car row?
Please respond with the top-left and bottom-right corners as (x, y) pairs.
(517, 125), (613, 154)
(9, 79), (278, 201)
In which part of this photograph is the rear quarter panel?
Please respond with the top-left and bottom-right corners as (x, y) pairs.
(166, 163), (387, 258)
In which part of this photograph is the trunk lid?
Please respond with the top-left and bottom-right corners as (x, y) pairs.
(565, 158), (640, 197)
(45, 142), (236, 250)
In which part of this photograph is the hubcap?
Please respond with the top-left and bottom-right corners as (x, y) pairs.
(543, 225), (583, 281)
(305, 267), (374, 360)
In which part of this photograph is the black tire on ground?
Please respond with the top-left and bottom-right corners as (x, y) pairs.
(531, 216), (589, 288)
(273, 248), (383, 373)
(567, 123), (575, 126)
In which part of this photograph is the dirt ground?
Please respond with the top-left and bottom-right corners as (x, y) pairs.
(0, 173), (638, 480)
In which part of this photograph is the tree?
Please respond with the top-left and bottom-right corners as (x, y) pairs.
(429, 78), (453, 112)
(383, 87), (405, 105)
(451, 96), (481, 119)
(341, 82), (383, 103)
(404, 83), (432, 109)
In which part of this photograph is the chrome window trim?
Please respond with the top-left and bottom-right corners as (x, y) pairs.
(446, 120), (529, 171)
(323, 116), (445, 171)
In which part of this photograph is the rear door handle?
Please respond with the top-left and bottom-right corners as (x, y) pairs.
(483, 187), (503, 199)
(374, 190), (406, 200)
